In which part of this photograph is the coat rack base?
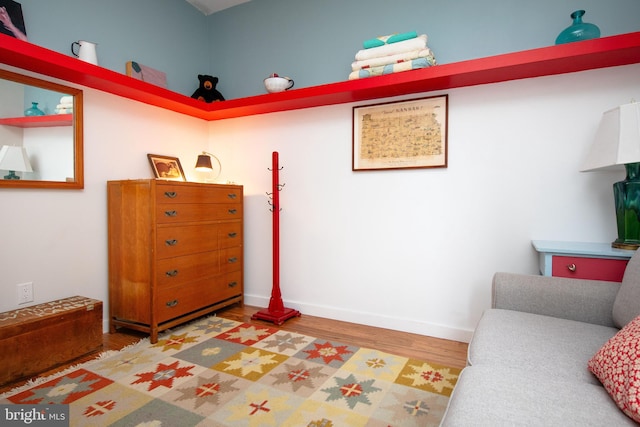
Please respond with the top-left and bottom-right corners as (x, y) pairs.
(251, 307), (301, 326)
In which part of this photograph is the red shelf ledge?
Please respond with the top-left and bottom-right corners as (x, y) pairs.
(1, 32), (639, 121)
(0, 114), (73, 128)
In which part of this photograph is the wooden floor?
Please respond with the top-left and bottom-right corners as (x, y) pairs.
(0, 304), (468, 395)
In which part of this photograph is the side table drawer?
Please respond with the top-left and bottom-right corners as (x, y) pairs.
(551, 256), (629, 282)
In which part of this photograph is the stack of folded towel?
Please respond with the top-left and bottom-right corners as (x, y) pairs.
(349, 31), (437, 80)
(55, 95), (73, 114)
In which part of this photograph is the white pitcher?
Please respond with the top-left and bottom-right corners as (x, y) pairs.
(71, 40), (98, 65)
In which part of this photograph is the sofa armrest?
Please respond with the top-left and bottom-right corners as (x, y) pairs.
(492, 272), (620, 327)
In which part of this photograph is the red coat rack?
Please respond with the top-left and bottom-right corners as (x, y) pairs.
(251, 151), (301, 325)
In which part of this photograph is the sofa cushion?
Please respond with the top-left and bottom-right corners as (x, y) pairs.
(613, 249), (640, 328)
(468, 309), (618, 385)
(588, 315), (640, 423)
(441, 365), (637, 426)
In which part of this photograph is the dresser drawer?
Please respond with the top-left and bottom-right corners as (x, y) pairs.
(220, 246), (243, 273)
(156, 184), (242, 204)
(156, 203), (242, 223)
(156, 251), (219, 287)
(156, 224), (217, 258)
(156, 271), (243, 322)
(218, 222), (243, 248)
(551, 256), (629, 282)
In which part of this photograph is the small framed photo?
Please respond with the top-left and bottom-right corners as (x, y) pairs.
(352, 94), (448, 171)
(147, 154), (186, 181)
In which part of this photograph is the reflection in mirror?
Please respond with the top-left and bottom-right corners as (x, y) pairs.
(0, 68), (82, 189)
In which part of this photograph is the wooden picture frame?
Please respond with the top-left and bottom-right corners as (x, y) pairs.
(147, 153), (186, 181)
(352, 94), (448, 171)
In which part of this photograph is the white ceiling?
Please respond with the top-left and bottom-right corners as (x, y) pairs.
(185, 0), (251, 15)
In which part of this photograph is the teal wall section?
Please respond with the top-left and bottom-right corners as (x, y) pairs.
(207, 0), (640, 98)
(17, 0), (210, 96)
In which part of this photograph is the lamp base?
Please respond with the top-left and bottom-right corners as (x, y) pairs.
(612, 240), (640, 250)
(613, 163), (640, 251)
(3, 171), (19, 179)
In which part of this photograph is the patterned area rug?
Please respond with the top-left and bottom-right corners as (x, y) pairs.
(0, 316), (460, 426)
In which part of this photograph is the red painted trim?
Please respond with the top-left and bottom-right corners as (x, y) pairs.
(0, 114), (72, 127)
(1, 32), (639, 121)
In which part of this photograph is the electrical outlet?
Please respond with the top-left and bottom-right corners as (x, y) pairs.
(17, 282), (33, 304)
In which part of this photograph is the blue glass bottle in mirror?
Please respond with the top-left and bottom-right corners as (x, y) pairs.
(24, 101), (45, 116)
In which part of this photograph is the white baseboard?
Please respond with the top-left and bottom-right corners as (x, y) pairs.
(244, 294), (473, 343)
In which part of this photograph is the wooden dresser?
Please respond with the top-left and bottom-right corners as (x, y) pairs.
(107, 179), (243, 343)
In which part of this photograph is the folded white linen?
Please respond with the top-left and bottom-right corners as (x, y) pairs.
(355, 34), (427, 61)
(348, 57), (434, 80)
(352, 48), (436, 71)
(59, 95), (73, 104)
(56, 103), (73, 109)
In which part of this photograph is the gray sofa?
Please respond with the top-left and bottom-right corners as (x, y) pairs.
(440, 249), (640, 426)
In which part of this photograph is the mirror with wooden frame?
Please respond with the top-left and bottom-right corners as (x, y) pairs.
(0, 68), (83, 189)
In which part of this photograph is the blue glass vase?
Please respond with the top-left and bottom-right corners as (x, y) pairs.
(555, 10), (600, 45)
(24, 102), (45, 116)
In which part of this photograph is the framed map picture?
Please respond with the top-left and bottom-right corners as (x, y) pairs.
(352, 95), (448, 171)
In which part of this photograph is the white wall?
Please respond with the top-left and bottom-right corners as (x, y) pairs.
(0, 86), (210, 322)
(209, 64), (640, 342)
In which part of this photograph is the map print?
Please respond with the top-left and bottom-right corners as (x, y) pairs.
(354, 96), (447, 170)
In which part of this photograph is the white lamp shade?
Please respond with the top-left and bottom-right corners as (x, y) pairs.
(581, 102), (640, 171)
(0, 145), (33, 172)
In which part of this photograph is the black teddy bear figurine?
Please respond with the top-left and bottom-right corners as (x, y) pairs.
(191, 74), (225, 102)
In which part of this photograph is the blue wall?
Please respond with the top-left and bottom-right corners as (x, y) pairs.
(208, 0), (640, 98)
(17, 0), (209, 96)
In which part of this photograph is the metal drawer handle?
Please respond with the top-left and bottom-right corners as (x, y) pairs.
(567, 263), (577, 272)
(228, 281), (238, 288)
(228, 232), (237, 238)
(166, 299), (178, 307)
(228, 257), (238, 263)
(164, 210), (177, 217)
(227, 193), (237, 199)
(228, 208), (238, 215)
(165, 269), (179, 277)
(165, 239), (178, 246)
(164, 191), (177, 198)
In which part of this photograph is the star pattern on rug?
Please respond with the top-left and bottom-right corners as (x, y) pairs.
(401, 361), (458, 394)
(269, 360), (329, 392)
(224, 388), (294, 426)
(96, 350), (155, 376)
(259, 332), (310, 353)
(151, 332), (199, 351)
(218, 325), (276, 345)
(218, 349), (285, 380)
(303, 341), (354, 366)
(321, 373), (382, 410)
(192, 317), (237, 335)
(7, 369), (112, 405)
(132, 360), (195, 391)
(82, 399), (116, 418)
(173, 373), (240, 408)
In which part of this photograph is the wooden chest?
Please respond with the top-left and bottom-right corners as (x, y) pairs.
(0, 296), (103, 386)
(108, 180), (244, 343)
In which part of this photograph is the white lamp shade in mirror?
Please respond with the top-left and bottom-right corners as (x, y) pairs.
(0, 145), (33, 173)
